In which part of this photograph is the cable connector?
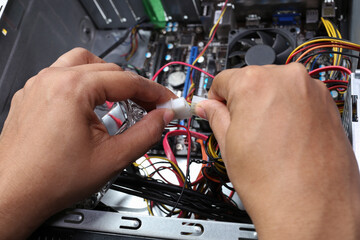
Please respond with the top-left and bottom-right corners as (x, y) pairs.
(190, 96), (207, 117)
(157, 97), (192, 119)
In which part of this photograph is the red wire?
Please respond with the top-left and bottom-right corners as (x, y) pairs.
(152, 61), (214, 81)
(323, 80), (348, 83)
(162, 129), (208, 186)
(328, 85), (348, 91)
(106, 101), (114, 109)
(108, 114), (123, 128)
(286, 41), (360, 64)
(308, 66), (352, 76)
(229, 191), (235, 199)
(144, 154), (180, 186)
(286, 43), (325, 64)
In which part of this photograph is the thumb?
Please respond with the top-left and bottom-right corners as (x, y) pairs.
(98, 108), (174, 171)
(195, 99), (230, 149)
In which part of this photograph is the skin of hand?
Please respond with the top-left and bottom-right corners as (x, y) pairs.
(195, 63), (360, 240)
(0, 48), (175, 239)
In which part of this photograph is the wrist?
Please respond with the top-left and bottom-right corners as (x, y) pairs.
(240, 174), (360, 240)
(0, 151), (55, 239)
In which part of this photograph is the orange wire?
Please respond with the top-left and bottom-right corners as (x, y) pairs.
(203, 168), (221, 183)
(295, 44), (358, 63)
(192, 139), (207, 190)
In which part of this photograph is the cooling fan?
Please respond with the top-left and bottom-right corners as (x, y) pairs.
(226, 28), (296, 68)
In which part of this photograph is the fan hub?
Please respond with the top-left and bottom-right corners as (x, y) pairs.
(245, 44), (276, 66)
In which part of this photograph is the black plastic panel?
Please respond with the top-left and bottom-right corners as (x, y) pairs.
(0, 0), (95, 132)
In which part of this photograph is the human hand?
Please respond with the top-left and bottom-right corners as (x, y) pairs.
(195, 63), (360, 240)
(0, 48), (175, 239)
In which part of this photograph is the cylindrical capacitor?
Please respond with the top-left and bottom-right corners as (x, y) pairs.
(168, 71), (186, 88)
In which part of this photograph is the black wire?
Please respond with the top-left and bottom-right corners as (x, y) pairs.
(111, 172), (251, 223)
(299, 50), (360, 63)
(98, 17), (147, 59)
(167, 146), (192, 217)
(141, 161), (173, 169)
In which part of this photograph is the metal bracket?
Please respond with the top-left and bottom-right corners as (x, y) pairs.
(47, 209), (257, 240)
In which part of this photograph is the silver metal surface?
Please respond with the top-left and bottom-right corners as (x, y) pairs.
(351, 71), (360, 166)
(93, 0), (112, 24)
(343, 71), (360, 170)
(47, 209), (257, 240)
(0, 0), (8, 21)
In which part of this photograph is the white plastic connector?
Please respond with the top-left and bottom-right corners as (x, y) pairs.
(191, 96), (207, 117)
(157, 97), (192, 119)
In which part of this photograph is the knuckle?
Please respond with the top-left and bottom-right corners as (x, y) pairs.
(288, 62), (308, 76)
(106, 62), (123, 71)
(38, 67), (52, 76)
(11, 89), (23, 102)
(23, 77), (36, 90)
(47, 70), (83, 97)
(70, 47), (91, 57)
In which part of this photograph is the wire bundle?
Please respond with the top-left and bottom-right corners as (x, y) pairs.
(286, 35), (360, 114)
(111, 171), (251, 223)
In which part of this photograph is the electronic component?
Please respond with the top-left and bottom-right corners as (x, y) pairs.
(167, 71), (186, 88)
(157, 97), (191, 119)
(245, 14), (261, 28)
(322, 0), (336, 18)
(272, 10), (301, 26)
(216, 4), (236, 39)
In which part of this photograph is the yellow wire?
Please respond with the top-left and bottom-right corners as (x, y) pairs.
(208, 6), (228, 38)
(145, 199), (154, 216)
(286, 38), (360, 63)
(147, 156), (186, 183)
(207, 135), (226, 174)
(186, 4), (228, 99)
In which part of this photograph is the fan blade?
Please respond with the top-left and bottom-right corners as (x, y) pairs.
(232, 62), (247, 68)
(272, 34), (288, 54)
(276, 47), (293, 64)
(238, 38), (256, 48)
(257, 31), (274, 46)
(229, 50), (246, 59)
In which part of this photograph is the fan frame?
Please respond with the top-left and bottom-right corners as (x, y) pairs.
(225, 28), (297, 69)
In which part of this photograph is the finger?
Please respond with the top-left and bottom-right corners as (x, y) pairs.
(71, 62), (123, 72)
(208, 68), (243, 102)
(82, 71), (177, 109)
(96, 108), (174, 172)
(195, 99), (230, 149)
(50, 48), (105, 68)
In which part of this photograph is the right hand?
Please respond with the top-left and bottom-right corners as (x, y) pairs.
(195, 63), (360, 240)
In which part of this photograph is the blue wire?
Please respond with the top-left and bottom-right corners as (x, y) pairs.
(310, 54), (322, 71)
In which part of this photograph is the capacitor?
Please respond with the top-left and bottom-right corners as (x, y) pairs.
(197, 56), (205, 63)
(168, 71), (186, 88)
(330, 90), (339, 99)
(145, 52), (152, 58)
(165, 54), (172, 61)
(167, 43), (174, 49)
(167, 22), (173, 27)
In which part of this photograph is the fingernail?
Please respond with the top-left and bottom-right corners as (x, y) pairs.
(163, 109), (174, 125)
(195, 105), (207, 119)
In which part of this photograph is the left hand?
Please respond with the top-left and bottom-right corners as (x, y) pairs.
(0, 48), (175, 239)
